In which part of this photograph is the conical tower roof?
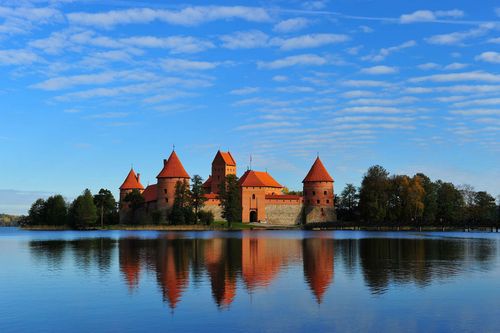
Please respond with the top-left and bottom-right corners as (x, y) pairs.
(302, 157), (333, 183)
(157, 151), (190, 179)
(120, 168), (144, 190)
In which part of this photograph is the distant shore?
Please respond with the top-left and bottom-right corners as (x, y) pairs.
(18, 223), (500, 232)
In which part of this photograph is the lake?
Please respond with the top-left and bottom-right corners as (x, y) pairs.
(1, 228), (499, 332)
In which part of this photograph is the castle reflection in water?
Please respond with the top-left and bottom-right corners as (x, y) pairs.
(29, 233), (497, 309)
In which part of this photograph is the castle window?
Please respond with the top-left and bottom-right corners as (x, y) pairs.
(312, 191), (316, 196)
(324, 191), (327, 195)
(317, 200), (320, 204)
(166, 198), (168, 203)
(321, 208), (325, 216)
(326, 199), (330, 204)
(252, 194), (255, 199)
(164, 189), (167, 194)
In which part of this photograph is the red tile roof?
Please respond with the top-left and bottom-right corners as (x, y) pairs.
(265, 194), (302, 200)
(239, 170), (283, 188)
(303, 157), (334, 183)
(157, 151), (190, 179)
(203, 193), (219, 199)
(216, 150), (236, 166)
(202, 175), (212, 188)
(142, 184), (158, 202)
(119, 168), (144, 190)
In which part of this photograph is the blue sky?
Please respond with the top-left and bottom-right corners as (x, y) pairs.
(1, 0), (499, 214)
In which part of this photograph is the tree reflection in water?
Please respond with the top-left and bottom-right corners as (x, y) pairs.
(29, 234), (497, 309)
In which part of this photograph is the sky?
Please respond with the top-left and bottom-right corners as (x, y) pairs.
(0, 0), (499, 215)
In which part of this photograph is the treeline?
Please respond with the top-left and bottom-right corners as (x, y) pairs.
(0, 214), (20, 226)
(22, 189), (118, 229)
(336, 165), (500, 227)
(122, 174), (241, 226)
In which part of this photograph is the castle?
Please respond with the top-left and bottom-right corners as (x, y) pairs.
(119, 150), (336, 225)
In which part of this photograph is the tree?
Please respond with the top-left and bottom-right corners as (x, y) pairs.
(69, 189), (97, 229)
(93, 189), (117, 227)
(458, 184), (476, 224)
(44, 195), (68, 226)
(471, 191), (496, 225)
(407, 176), (425, 223)
(123, 189), (145, 224)
(219, 174), (242, 227)
(28, 198), (47, 225)
(169, 180), (194, 225)
(415, 173), (438, 224)
(436, 181), (464, 226)
(337, 184), (359, 221)
(359, 165), (390, 224)
(191, 175), (207, 222)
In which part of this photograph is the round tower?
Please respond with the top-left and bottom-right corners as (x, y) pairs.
(302, 157), (335, 223)
(119, 168), (144, 222)
(156, 150), (190, 211)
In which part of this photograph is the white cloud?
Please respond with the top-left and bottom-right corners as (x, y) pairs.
(341, 80), (392, 87)
(475, 51), (500, 64)
(418, 62), (441, 70)
(0, 49), (40, 65)
(273, 18), (310, 33)
(339, 106), (413, 114)
(276, 33), (349, 50)
(162, 58), (218, 72)
(361, 65), (398, 75)
(362, 40), (416, 62)
(341, 90), (376, 98)
(272, 75), (288, 82)
(67, 6), (271, 28)
(120, 36), (214, 53)
(0, 6), (63, 35)
(359, 25), (373, 33)
(347, 97), (417, 105)
(444, 62), (468, 70)
(407, 85), (500, 94)
(450, 109), (500, 116)
(257, 54), (327, 69)
(425, 23), (495, 45)
(488, 37), (500, 44)
(230, 87), (260, 95)
(400, 9), (464, 23)
(31, 71), (156, 90)
(236, 121), (298, 131)
(220, 30), (269, 49)
(454, 98), (500, 107)
(275, 86), (315, 93)
(410, 71), (500, 83)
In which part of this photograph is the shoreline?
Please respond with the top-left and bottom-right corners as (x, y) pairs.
(18, 224), (500, 232)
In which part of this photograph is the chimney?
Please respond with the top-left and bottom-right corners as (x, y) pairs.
(163, 159), (167, 166)
(137, 173), (140, 182)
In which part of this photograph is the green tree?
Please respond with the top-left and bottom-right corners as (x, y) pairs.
(123, 189), (145, 224)
(337, 184), (359, 221)
(471, 191), (496, 225)
(415, 173), (438, 224)
(28, 198), (47, 225)
(191, 175), (207, 223)
(219, 174), (242, 227)
(44, 195), (68, 226)
(69, 189), (97, 229)
(436, 181), (464, 226)
(93, 188), (117, 227)
(359, 165), (390, 224)
(169, 180), (194, 225)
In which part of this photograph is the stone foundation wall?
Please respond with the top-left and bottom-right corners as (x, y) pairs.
(265, 204), (303, 225)
(304, 206), (336, 223)
(202, 204), (224, 221)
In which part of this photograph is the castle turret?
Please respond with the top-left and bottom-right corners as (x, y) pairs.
(119, 168), (144, 203)
(156, 150), (190, 211)
(210, 150), (236, 194)
(119, 168), (144, 222)
(302, 157), (336, 223)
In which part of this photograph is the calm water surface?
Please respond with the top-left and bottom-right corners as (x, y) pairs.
(1, 228), (500, 332)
